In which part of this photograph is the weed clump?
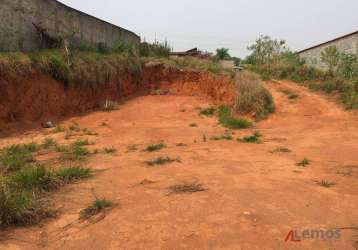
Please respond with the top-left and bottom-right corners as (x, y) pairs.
(297, 158), (310, 167)
(199, 107), (216, 116)
(80, 199), (113, 220)
(168, 182), (206, 195)
(211, 132), (233, 141)
(218, 106), (253, 129)
(238, 132), (262, 143)
(145, 157), (181, 166)
(145, 143), (166, 152)
(0, 143), (39, 173)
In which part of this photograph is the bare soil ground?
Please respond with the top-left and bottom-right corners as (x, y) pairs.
(1, 80), (358, 250)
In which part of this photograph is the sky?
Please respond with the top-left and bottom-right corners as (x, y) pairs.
(58, 0), (358, 58)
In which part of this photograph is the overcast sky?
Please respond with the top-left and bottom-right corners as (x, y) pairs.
(59, 0), (358, 58)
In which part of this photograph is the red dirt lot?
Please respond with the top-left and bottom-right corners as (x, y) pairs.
(0, 80), (358, 250)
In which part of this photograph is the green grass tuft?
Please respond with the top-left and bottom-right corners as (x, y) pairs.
(238, 132), (262, 143)
(145, 143), (166, 152)
(80, 199), (113, 220)
(0, 143), (39, 173)
(211, 132), (233, 141)
(42, 138), (56, 149)
(218, 106), (253, 129)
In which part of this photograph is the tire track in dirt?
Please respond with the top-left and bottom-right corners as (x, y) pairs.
(1, 81), (358, 250)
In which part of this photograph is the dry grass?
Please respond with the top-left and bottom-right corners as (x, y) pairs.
(168, 182), (206, 195)
(234, 71), (275, 119)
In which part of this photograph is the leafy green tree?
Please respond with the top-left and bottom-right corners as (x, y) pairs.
(215, 48), (231, 60)
(247, 35), (288, 65)
(320, 46), (340, 73)
(337, 53), (358, 78)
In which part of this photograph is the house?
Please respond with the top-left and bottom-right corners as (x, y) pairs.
(170, 48), (210, 59)
(297, 31), (358, 69)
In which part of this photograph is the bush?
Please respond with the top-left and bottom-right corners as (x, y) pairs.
(234, 71), (275, 119)
(139, 41), (171, 58)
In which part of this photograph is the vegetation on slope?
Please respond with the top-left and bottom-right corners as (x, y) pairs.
(0, 140), (92, 227)
(244, 35), (358, 109)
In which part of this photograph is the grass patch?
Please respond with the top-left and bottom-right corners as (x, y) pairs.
(79, 199), (113, 220)
(316, 180), (336, 188)
(0, 165), (91, 227)
(69, 124), (81, 132)
(145, 143), (166, 152)
(145, 157), (181, 166)
(168, 182), (206, 195)
(52, 126), (66, 133)
(42, 138), (56, 149)
(0, 143), (39, 173)
(59, 142), (91, 162)
(296, 158), (310, 167)
(82, 128), (98, 136)
(218, 106), (253, 129)
(199, 107), (216, 116)
(238, 132), (262, 143)
(211, 132), (233, 141)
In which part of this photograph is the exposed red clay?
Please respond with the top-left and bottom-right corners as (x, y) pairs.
(0, 80), (358, 249)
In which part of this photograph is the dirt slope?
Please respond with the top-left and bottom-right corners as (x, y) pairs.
(1, 80), (358, 249)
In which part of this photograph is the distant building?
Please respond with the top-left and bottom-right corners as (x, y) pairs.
(170, 48), (210, 59)
(297, 31), (358, 70)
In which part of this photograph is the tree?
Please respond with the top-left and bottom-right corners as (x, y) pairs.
(215, 48), (231, 60)
(247, 35), (288, 65)
(320, 46), (340, 73)
(231, 57), (242, 66)
(337, 53), (358, 78)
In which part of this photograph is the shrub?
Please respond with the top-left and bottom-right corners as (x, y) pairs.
(218, 106), (253, 129)
(234, 71), (275, 119)
(139, 41), (171, 58)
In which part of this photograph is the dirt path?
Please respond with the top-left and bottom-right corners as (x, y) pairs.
(1, 81), (358, 250)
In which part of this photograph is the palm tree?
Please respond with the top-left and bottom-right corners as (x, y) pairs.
(215, 48), (231, 60)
